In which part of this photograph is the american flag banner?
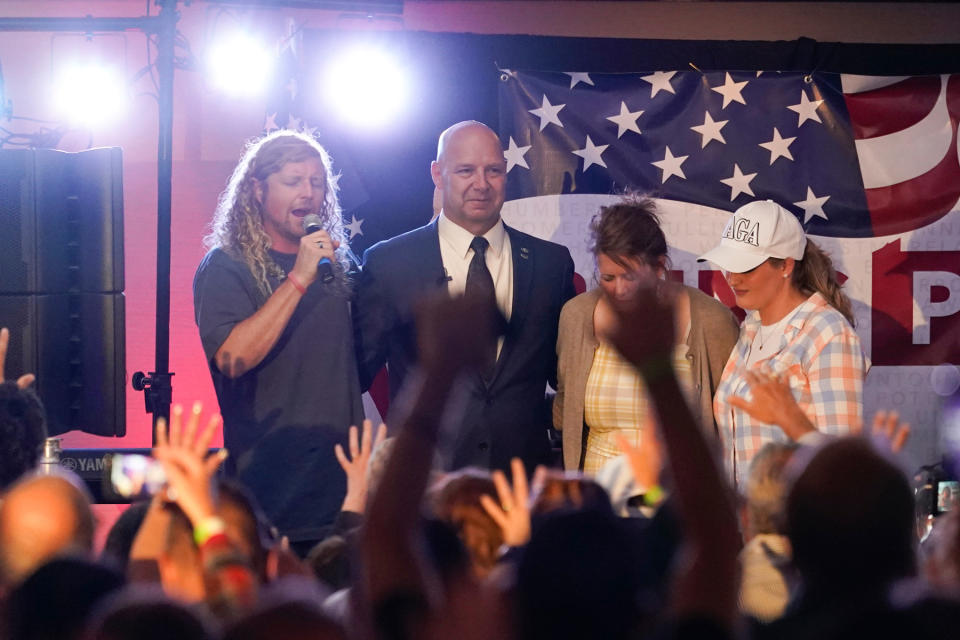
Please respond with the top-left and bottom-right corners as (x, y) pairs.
(499, 70), (960, 237)
(497, 70), (960, 462)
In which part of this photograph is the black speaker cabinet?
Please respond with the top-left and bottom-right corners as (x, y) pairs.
(0, 148), (125, 436)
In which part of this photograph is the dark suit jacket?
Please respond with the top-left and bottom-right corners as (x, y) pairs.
(353, 218), (576, 472)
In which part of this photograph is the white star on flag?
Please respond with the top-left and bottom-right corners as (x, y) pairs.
(606, 102), (643, 138)
(302, 124), (318, 138)
(504, 137), (532, 172)
(788, 90), (824, 127)
(758, 127), (797, 164)
(651, 146), (688, 183)
(264, 112), (279, 132)
(572, 135), (609, 171)
(712, 72), (748, 109)
(641, 71), (677, 98)
(720, 164), (758, 200)
(529, 95), (565, 131)
(286, 114), (302, 131)
(564, 72), (594, 89)
(690, 111), (728, 148)
(345, 214), (365, 238)
(794, 187), (830, 223)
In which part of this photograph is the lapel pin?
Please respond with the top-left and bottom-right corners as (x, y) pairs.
(520, 246), (530, 259)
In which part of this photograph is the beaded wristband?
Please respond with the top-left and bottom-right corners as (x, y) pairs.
(193, 515), (227, 546)
(287, 273), (306, 295)
(642, 485), (664, 507)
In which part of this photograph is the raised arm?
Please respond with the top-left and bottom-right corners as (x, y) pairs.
(359, 293), (497, 637)
(728, 370), (817, 441)
(335, 418), (388, 514)
(153, 402), (256, 618)
(603, 279), (739, 628)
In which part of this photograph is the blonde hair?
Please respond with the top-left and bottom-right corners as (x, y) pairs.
(772, 239), (855, 327)
(204, 131), (342, 297)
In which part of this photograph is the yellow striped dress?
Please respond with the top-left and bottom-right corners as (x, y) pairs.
(582, 338), (694, 475)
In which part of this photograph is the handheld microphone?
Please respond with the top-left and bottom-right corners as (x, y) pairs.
(302, 214), (335, 284)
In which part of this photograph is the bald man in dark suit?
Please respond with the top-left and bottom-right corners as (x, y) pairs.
(353, 121), (575, 471)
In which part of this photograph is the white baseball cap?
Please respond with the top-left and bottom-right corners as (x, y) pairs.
(697, 200), (807, 273)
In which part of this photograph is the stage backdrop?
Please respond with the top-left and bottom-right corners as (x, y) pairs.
(210, 31), (960, 471)
(496, 69), (960, 467)
(50, 25), (960, 475)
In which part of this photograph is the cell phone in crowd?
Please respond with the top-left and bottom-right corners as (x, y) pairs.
(937, 480), (960, 514)
(104, 453), (167, 501)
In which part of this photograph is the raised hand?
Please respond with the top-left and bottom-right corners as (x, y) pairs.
(863, 410), (911, 454)
(479, 457), (533, 548)
(153, 402), (227, 526)
(728, 370), (815, 440)
(599, 278), (677, 377)
(616, 432), (662, 493)
(0, 327), (35, 389)
(335, 418), (388, 513)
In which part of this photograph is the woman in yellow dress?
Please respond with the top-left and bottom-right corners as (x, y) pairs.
(554, 196), (739, 473)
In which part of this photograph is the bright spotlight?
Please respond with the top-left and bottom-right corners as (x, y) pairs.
(324, 47), (410, 128)
(207, 33), (274, 97)
(52, 63), (127, 128)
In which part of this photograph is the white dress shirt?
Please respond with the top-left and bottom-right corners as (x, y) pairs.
(437, 213), (513, 358)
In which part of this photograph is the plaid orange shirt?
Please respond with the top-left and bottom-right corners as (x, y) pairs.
(714, 292), (867, 487)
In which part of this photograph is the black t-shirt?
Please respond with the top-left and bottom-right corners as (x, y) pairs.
(193, 247), (364, 542)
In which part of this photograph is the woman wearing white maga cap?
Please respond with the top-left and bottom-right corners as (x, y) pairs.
(698, 199), (867, 486)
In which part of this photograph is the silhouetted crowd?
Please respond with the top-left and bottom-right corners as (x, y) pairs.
(2, 286), (960, 640)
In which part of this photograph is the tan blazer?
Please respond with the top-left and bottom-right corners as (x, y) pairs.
(553, 286), (740, 471)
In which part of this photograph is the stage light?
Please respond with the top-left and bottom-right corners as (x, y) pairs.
(323, 46), (410, 128)
(206, 33), (273, 97)
(51, 63), (127, 128)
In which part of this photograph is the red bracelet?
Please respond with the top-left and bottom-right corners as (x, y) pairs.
(287, 273), (306, 295)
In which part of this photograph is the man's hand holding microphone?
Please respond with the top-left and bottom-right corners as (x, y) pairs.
(289, 214), (338, 290)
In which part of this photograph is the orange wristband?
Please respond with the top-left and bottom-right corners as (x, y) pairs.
(287, 273), (306, 295)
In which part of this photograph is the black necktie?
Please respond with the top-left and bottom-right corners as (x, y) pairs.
(466, 236), (497, 380)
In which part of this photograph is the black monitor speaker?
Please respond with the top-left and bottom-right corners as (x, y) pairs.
(0, 147), (125, 436)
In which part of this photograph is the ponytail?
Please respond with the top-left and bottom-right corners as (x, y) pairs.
(791, 240), (855, 327)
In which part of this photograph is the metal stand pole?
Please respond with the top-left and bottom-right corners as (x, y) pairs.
(137, 0), (177, 444)
(0, 5), (179, 445)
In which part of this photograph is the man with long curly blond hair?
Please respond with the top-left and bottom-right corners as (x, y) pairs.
(193, 130), (364, 553)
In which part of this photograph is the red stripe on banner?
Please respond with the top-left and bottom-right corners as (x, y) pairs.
(844, 75), (942, 140)
(573, 271), (587, 295)
(872, 239), (960, 366)
(866, 75), (960, 236)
